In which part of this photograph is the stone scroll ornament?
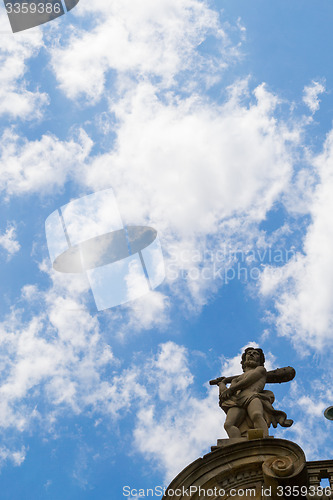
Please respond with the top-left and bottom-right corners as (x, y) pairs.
(3, 0), (80, 33)
(262, 449), (308, 500)
(210, 347), (295, 438)
(45, 189), (165, 311)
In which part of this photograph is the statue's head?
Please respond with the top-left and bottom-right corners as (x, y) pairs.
(241, 347), (265, 371)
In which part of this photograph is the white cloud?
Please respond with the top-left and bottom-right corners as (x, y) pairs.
(303, 80), (325, 113)
(115, 291), (170, 339)
(0, 446), (26, 469)
(0, 223), (20, 257)
(0, 128), (92, 198)
(0, 13), (47, 119)
(134, 342), (222, 481)
(15, 77), (301, 336)
(76, 80), (299, 323)
(50, 0), (227, 101)
(0, 267), (140, 432)
(85, 81), (296, 234)
(134, 396), (221, 482)
(0, 1), (307, 335)
(149, 342), (194, 400)
(259, 129), (333, 350)
(275, 377), (333, 460)
(0, 292), (222, 477)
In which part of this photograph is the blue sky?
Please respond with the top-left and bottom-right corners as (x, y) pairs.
(0, 1), (333, 498)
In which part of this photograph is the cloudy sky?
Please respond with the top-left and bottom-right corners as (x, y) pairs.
(0, 0), (333, 498)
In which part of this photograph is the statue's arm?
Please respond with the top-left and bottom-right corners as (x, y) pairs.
(228, 366), (266, 392)
(218, 367), (266, 404)
(210, 375), (240, 407)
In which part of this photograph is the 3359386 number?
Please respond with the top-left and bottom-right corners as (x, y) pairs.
(276, 485), (332, 496)
(5, 2), (62, 14)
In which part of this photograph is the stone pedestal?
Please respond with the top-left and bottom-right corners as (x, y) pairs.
(162, 438), (332, 500)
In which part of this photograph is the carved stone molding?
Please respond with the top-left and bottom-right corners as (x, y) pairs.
(162, 438), (307, 500)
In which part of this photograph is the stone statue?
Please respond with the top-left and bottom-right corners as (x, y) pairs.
(210, 347), (295, 439)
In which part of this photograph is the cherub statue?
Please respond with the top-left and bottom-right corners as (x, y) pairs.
(210, 347), (295, 438)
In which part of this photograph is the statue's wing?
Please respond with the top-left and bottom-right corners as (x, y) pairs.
(266, 366), (296, 384)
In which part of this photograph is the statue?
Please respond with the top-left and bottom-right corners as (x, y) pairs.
(210, 347), (295, 438)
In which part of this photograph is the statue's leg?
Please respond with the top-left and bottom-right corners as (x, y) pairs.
(247, 398), (269, 437)
(224, 407), (246, 438)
